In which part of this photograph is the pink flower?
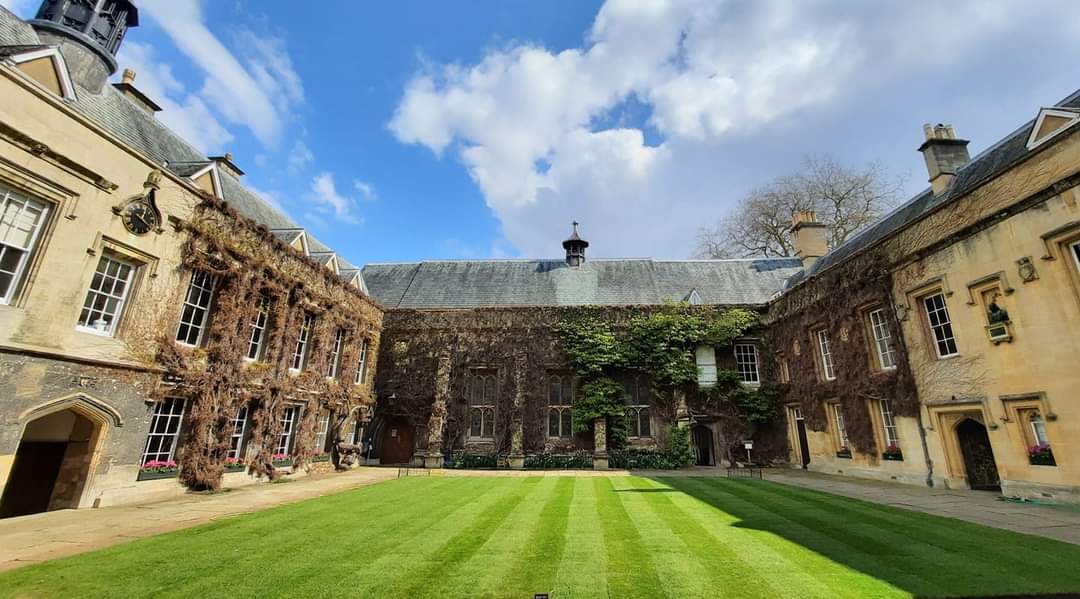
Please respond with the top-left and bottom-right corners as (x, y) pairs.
(1028, 443), (1052, 457)
(272, 453), (289, 461)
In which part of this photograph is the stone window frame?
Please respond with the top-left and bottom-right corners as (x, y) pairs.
(275, 404), (303, 457)
(75, 251), (139, 338)
(623, 374), (652, 439)
(0, 184), (52, 306)
(325, 328), (346, 379)
(776, 351), (790, 384)
(733, 342), (760, 385)
(289, 313), (315, 372)
(174, 269), (218, 348)
(467, 367), (498, 440)
(354, 338), (370, 386)
(695, 345), (718, 387)
(244, 294), (271, 362)
(812, 327), (836, 381)
(863, 306), (898, 372)
(867, 398), (901, 456)
(314, 408), (332, 452)
(141, 397), (186, 466)
(921, 292), (959, 359)
(1040, 219), (1080, 309)
(785, 403), (805, 464)
(999, 393), (1057, 459)
(546, 370), (575, 439)
(827, 401), (850, 456)
(227, 405), (249, 460)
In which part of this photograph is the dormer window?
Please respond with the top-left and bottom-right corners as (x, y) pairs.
(1026, 107), (1080, 150)
(6, 47), (77, 100)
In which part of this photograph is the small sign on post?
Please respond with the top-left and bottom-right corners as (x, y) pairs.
(743, 440), (753, 464)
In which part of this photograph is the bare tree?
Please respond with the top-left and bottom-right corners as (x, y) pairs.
(695, 155), (903, 258)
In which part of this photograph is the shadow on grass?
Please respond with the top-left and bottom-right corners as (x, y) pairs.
(649, 476), (1080, 599)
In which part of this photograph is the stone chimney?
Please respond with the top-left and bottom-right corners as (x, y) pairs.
(209, 153), (245, 179)
(562, 221), (588, 267)
(112, 69), (162, 115)
(919, 123), (970, 195)
(791, 211), (827, 270)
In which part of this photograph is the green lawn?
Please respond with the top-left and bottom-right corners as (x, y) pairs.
(3, 475), (1080, 598)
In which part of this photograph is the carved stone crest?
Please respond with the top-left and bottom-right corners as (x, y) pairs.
(1017, 256), (1038, 283)
(839, 327), (850, 342)
(793, 339), (801, 356)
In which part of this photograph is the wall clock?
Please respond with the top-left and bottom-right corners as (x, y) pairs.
(121, 197), (160, 235)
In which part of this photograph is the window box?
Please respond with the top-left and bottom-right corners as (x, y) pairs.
(311, 453), (331, 463)
(836, 448), (852, 459)
(882, 443), (903, 461)
(1028, 444), (1056, 467)
(224, 458), (246, 473)
(137, 460), (179, 481)
(272, 453), (294, 468)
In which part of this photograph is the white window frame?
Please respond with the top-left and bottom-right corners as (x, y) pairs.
(175, 270), (217, 347)
(695, 345), (717, 387)
(290, 313), (315, 372)
(879, 399), (899, 448)
(76, 253), (137, 337)
(326, 328), (345, 379)
(227, 406), (248, 460)
(923, 293), (959, 358)
(468, 369), (496, 440)
(141, 398), (185, 465)
(276, 405), (300, 456)
(817, 329), (836, 381)
(547, 372), (574, 439)
(245, 295), (271, 361)
(1070, 240), (1080, 276)
(354, 339), (370, 385)
(0, 188), (50, 305)
(1029, 412), (1050, 447)
(832, 404), (849, 451)
(734, 343), (760, 385)
(868, 309), (897, 370)
(314, 409), (331, 452)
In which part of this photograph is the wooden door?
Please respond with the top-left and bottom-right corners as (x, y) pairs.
(692, 426), (713, 466)
(796, 419), (811, 469)
(380, 419), (415, 465)
(957, 419), (1000, 491)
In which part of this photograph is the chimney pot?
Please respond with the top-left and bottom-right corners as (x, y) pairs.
(790, 211), (827, 270)
(122, 69), (136, 84)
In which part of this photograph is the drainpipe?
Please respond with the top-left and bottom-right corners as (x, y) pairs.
(916, 405), (934, 487)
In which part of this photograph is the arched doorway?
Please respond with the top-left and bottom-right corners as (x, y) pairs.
(692, 425), (714, 466)
(379, 417), (415, 465)
(956, 418), (1000, 491)
(1, 408), (102, 518)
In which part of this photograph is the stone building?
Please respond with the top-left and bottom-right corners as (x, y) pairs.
(0, 2), (381, 517)
(769, 91), (1080, 502)
(362, 227), (801, 469)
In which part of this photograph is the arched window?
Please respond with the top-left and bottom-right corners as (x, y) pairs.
(468, 369), (496, 439)
(547, 373), (574, 438)
(624, 376), (651, 438)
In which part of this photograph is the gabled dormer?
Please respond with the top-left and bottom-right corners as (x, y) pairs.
(1, 46), (76, 100)
(270, 228), (309, 256)
(188, 163), (223, 199)
(1027, 107), (1080, 150)
(340, 269), (369, 294)
(684, 289), (703, 305)
(311, 252), (340, 275)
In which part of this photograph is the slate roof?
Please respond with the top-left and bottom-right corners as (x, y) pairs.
(788, 88), (1080, 288)
(363, 258), (802, 309)
(0, 7), (368, 292)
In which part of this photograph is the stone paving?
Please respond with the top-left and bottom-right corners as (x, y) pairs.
(641, 467), (1080, 546)
(0, 466), (397, 573)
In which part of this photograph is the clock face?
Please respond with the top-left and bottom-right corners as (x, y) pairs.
(122, 200), (160, 235)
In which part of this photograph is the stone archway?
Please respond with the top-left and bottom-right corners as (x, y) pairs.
(692, 424), (715, 466)
(0, 394), (120, 518)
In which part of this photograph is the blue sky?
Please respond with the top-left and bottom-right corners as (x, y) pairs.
(4, 1), (1080, 267)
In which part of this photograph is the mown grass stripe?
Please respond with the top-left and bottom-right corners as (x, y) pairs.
(628, 477), (789, 599)
(714, 479), (1065, 596)
(594, 477), (666, 598)
(550, 476), (608, 599)
(659, 477), (904, 599)
(365, 477), (542, 599)
(495, 476), (575, 597)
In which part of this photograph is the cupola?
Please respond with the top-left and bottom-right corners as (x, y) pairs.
(562, 221), (589, 267)
(30, 0), (139, 92)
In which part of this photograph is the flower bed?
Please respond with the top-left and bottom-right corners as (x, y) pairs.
(523, 452), (593, 470)
(311, 453), (331, 463)
(224, 458), (246, 472)
(1028, 444), (1056, 466)
(272, 453), (294, 467)
(137, 460), (178, 481)
(882, 444), (903, 461)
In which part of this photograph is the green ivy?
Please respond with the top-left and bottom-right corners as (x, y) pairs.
(572, 377), (625, 433)
(669, 425), (695, 468)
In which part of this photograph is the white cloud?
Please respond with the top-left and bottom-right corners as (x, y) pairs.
(138, 1), (303, 147)
(391, 0), (1080, 258)
(287, 140), (314, 174)
(0, 0), (35, 17)
(353, 180), (377, 202)
(305, 172), (362, 225)
(117, 42), (233, 153)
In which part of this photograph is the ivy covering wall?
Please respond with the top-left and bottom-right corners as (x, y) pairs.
(156, 195), (383, 491)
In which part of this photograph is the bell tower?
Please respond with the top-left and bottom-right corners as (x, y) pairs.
(30, 0), (139, 92)
(562, 222), (589, 267)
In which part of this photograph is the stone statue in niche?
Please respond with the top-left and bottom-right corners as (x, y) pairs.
(987, 299), (1010, 324)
